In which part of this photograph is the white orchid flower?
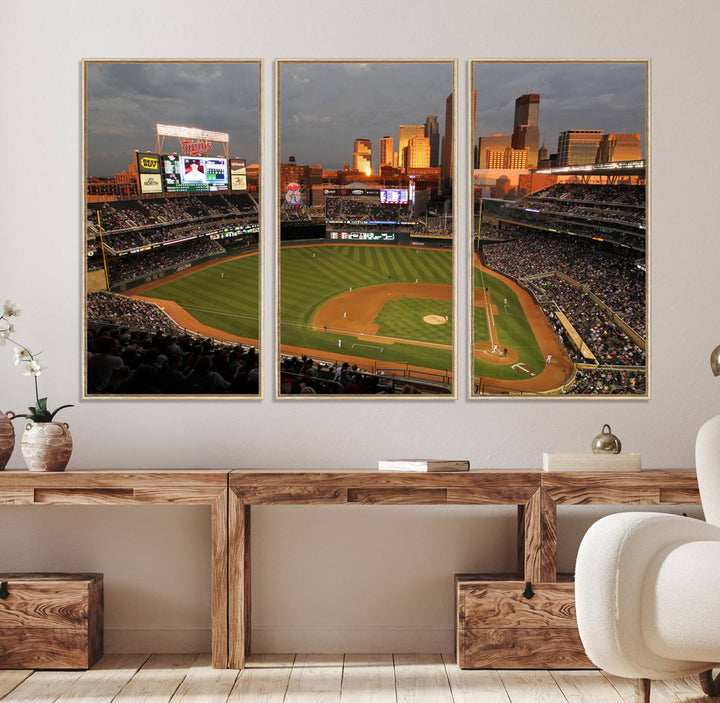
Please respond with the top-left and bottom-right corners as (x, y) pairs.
(2, 300), (21, 318)
(23, 359), (44, 377)
(13, 347), (32, 365)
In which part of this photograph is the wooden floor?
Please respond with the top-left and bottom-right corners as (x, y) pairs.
(0, 653), (713, 702)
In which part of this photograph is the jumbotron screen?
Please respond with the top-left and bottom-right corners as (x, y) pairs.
(162, 154), (229, 192)
(380, 188), (409, 204)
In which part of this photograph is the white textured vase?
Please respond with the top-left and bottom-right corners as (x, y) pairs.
(0, 411), (15, 470)
(21, 421), (73, 472)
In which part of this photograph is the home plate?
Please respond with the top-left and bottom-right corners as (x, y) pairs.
(423, 315), (446, 325)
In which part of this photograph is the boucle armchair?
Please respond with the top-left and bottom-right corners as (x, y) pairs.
(575, 415), (720, 702)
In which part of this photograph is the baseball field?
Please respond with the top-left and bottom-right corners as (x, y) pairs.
(280, 244), (453, 372)
(472, 254), (575, 394)
(125, 242), (573, 393)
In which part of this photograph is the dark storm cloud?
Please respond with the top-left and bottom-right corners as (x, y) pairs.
(473, 61), (646, 156)
(86, 62), (260, 176)
(280, 62), (454, 171)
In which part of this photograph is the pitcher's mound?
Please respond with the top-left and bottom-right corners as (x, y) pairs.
(423, 315), (447, 325)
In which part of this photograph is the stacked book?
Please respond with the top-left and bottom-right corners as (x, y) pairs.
(377, 459), (470, 472)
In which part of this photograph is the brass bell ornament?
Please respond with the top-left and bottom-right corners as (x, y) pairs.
(592, 424), (622, 454)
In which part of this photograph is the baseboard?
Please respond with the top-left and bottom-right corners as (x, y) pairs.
(105, 626), (211, 653)
(251, 625), (455, 653)
(105, 625), (455, 654)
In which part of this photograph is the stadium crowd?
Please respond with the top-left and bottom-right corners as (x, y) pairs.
(325, 197), (414, 224)
(563, 367), (646, 395)
(86, 292), (259, 395)
(481, 225), (646, 337)
(278, 355), (441, 395)
(532, 275), (646, 366)
(105, 238), (226, 284)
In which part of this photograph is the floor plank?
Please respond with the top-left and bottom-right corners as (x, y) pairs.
(114, 653), (199, 703)
(662, 674), (707, 699)
(394, 653), (453, 703)
(168, 653), (239, 702)
(441, 653), (511, 703)
(228, 654), (294, 702)
(341, 653), (396, 703)
(498, 670), (568, 703)
(0, 672), (32, 700)
(601, 672), (683, 703)
(285, 654), (344, 703)
(551, 670), (626, 703)
(55, 654), (150, 703)
(0, 670), (84, 703)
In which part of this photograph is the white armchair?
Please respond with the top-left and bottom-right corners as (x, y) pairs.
(575, 415), (720, 702)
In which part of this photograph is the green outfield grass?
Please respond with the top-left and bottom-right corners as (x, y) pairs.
(473, 266), (545, 379)
(374, 298), (452, 345)
(280, 244), (453, 370)
(138, 254), (260, 339)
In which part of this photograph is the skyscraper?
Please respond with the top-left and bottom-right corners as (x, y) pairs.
(424, 116), (440, 167)
(595, 133), (642, 163)
(379, 136), (394, 167)
(511, 93), (540, 169)
(441, 92), (453, 191)
(406, 136), (431, 169)
(352, 138), (372, 174)
(557, 129), (604, 166)
(398, 125), (424, 168)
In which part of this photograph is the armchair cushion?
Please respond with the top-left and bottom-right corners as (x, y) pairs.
(575, 511), (720, 680)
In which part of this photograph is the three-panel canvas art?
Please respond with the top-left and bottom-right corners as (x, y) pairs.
(84, 59), (647, 400)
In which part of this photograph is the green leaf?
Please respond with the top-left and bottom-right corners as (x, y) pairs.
(48, 404), (73, 421)
(37, 397), (48, 412)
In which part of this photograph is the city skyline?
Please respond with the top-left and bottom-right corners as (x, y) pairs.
(473, 62), (646, 160)
(86, 62), (260, 177)
(280, 62), (453, 172)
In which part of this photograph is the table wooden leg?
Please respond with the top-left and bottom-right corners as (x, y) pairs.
(228, 489), (251, 669)
(211, 489), (229, 668)
(519, 488), (557, 583)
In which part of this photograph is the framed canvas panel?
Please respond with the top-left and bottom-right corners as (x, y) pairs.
(83, 60), (262, 398)
(277, 59), (456, 398)
(470, 60), (648, 398)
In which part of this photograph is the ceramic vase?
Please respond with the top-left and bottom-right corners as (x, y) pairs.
(0, 411), (15, 470)
(21, 421), (73, 472)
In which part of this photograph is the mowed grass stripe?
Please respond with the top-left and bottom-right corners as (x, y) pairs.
(280, 244), (454, 370)
(138, 254), (260, 339)
(375, 298), (452, 345)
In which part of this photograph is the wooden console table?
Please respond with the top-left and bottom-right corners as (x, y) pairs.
(0, 470), (229, 669)
(0, 468), (702, 670)
(227, 469), (700, 669)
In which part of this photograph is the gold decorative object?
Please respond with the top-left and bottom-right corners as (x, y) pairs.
(591, 424), (622, 454)
(0, 411), (15, 469)
(21, 421), (73, 472)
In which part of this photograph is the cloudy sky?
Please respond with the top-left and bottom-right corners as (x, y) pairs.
(280, 62), (454, 171)
(473, 61), (647, 157)
(86, 62), (260, 177)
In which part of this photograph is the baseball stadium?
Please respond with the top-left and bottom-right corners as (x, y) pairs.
(278, 184), (454, 395)
(472, 162), (647, 397)
(85, 123), (261, 397)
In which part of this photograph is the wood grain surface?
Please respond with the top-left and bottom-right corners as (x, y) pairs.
(459, 628), (593, 669)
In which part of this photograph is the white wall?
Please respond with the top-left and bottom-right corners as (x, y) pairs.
(1, 0), (719, 654)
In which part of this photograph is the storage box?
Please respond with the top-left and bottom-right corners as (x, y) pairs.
(542, 452), (642, 472)
(455, 573), (594, 669)
(0, 573), (103, 669)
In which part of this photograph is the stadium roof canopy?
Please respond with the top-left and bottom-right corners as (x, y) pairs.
(535, 159), (645, 179)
